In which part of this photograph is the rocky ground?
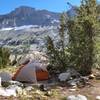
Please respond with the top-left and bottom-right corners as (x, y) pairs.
(0, 80), (100, 100)
(0, 67), (100, 100)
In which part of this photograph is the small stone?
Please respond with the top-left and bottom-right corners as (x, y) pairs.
(72, 85), (77, 88)
(58, 72), (71, 82)
(0, 87), (16, 97)
(96, 96), (100, 100)
(39, 84), (48, 91)
(89, 74), (95, 79)
(16, 87), (23, 95)
(0, 77), (1, 87)
(25, 86), (33, 91)
(69, 88), (76, 92)
(23, 90), (27, 95)
(9, 81), (23, 87)
(36, 90), (42, 95)
(45, 91), (52, 96)
(77, 94), (87, 100)
(67, 94), (87, 100)
(67, 79), (77, 87)
(7, 85), (23, 95)
(67, 95), (76, 100)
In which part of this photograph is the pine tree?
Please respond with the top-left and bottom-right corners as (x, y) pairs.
(46, 13), (69, 73)
(68, 0), (99, 75)
(46, 0), (100, 75)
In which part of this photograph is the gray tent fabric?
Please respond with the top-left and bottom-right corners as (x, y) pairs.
(16, 64), (36, 83)
(14, 61), (48, 83)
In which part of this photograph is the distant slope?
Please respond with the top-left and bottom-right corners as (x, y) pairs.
(0, 25), (59, 53)
(0, 6), (77, 53)
(0, 6), (60, 28)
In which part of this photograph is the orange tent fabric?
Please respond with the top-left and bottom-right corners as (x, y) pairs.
(36, 70), (49, 81)
(12, 62), (49, 83)
(12, 65), (25, 80)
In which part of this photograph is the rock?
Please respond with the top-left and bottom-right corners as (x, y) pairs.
(67, 94), (87, 100)
(22, 59), (30, 65)
(58, 68), (80, 82)
(16, 86), (23, 95)
(0, 72), (12, 82)
(39, 84), (48, 91)
(89, 74), (95, 79)
(2, 82), (10, 87)
(9, 81), (23, 87)
(66, 68), (80, 78)
(1, 81), (24, 97)
(35, 90), (43, 95)
(7, 85), (23, 95)
(18, 51), (48, 65)
(67, 76), (89, 88)
(45, 91), (52, 96)
(22, 89), (27, 95)
(69, 88), (76, 92)
(77, 94), (87, 100)
(67, 79), (78, 87)
(25, 86), (33, 91)
(67, 95), (76, 100)
(80, 76), (89, 82)
(58, 68), (88, 88)
(9, 55), (16, 64)
(96, 96), (100, 100)
(58, 73), (71, 82)
(0, 77), (1, 87)
(2, 80), (23, 88)
(0, 87), (16, 97)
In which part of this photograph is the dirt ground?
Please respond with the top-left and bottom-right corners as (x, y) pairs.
(0, 68), (100, 100)
(58, 79), (100, 100)
(0, 79), (100, 100)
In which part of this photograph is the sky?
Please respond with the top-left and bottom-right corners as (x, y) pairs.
(0, 0), (82, 15)
(0, 0), (99, 15)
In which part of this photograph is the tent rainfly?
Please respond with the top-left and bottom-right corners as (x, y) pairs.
(12, 61), (49, 83)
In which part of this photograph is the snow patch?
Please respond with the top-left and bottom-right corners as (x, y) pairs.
(51, 19), (60, 24)
(0, 27), (13, 31)
(46, 15), (51, 19)
(14, 25), (33, 30)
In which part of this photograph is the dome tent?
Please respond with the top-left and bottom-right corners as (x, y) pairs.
(12, 61), (49, 83)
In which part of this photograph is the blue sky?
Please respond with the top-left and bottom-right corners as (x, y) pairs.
(0, 0), (99, 15)
(0, 0), (81, 14)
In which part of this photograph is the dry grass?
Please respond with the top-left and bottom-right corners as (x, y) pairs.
(0, 67), (100, 100)
(0, 66), (17, 74)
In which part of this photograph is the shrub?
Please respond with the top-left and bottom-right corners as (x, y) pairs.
(0, 47), (10, 68)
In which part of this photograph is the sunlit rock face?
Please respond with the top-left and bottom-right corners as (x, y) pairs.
(0, 6), (60, 28)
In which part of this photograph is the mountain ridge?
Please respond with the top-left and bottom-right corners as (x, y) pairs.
(0, 6), (77, 28)
(0, 6), (61, 28)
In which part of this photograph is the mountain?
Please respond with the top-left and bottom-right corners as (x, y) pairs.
(0, 25), (59, 53)
(0, 6), (60, 28)
(0, 6), (78, 28)
(0, 6), (75, 53)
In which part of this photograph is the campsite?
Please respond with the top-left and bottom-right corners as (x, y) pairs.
(0, 53), (100, 100)
(0, 0), (100, 100)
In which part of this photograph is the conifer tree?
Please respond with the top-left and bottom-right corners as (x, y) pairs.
(46, 13), (69, 73)
(46, 0), (100, 75)
(68, 0), (99, 75)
